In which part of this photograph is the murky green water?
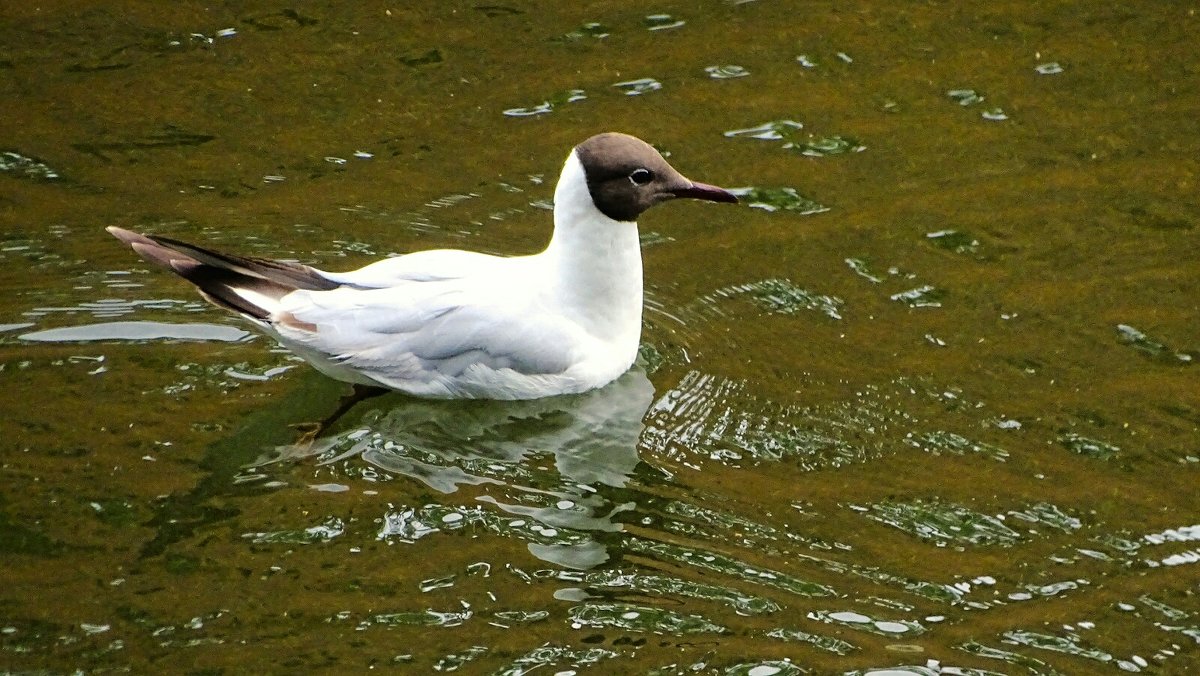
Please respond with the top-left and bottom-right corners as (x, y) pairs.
(2, 3), (1198, 673)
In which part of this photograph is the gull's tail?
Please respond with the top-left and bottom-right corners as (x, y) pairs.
(106, 226), (340, 320)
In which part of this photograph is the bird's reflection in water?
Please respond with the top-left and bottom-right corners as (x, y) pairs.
(249, 369), (657, 569)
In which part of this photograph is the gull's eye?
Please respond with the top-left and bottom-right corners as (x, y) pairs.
(629, 168), (654, 186)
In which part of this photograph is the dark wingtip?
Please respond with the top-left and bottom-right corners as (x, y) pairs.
(168, 258), (201, 276)
(107, 226), (157, 247)
(128, 241), (196, 272)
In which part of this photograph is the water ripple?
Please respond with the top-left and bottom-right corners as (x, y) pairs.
(612, 78), (662, 96)
(569, 602), (726, 634)
(644, 14), (685, 31)
(705, 64), (749, 79)
(503, 89), (587, 116)
(0, 150), (62, 181)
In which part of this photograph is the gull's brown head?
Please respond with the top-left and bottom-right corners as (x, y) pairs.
(573, 132), (737, 222)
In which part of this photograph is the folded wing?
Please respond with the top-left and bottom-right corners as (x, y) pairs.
(273, 277), (584, 395)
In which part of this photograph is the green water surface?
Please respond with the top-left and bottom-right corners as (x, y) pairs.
(1, 2), (1197, 673)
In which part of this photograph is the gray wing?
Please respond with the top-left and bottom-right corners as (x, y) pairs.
(273, 280), (585, 385)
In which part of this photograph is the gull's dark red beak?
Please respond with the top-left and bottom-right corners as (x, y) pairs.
(671, 181), (739, 204)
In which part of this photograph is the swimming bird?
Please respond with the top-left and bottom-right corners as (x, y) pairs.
(107, 132), (737, 400)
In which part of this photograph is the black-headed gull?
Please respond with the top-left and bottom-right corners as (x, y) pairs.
(108, 132), (737, 399)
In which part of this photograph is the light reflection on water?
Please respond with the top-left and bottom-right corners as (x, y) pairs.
(248, 369), (655, 569)
(19, 320), (250, 343)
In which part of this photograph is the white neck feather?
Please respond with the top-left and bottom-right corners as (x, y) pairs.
(541, 152), (644, 346)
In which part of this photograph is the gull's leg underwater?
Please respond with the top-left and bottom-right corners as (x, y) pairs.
(291, 383), (389, 447)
